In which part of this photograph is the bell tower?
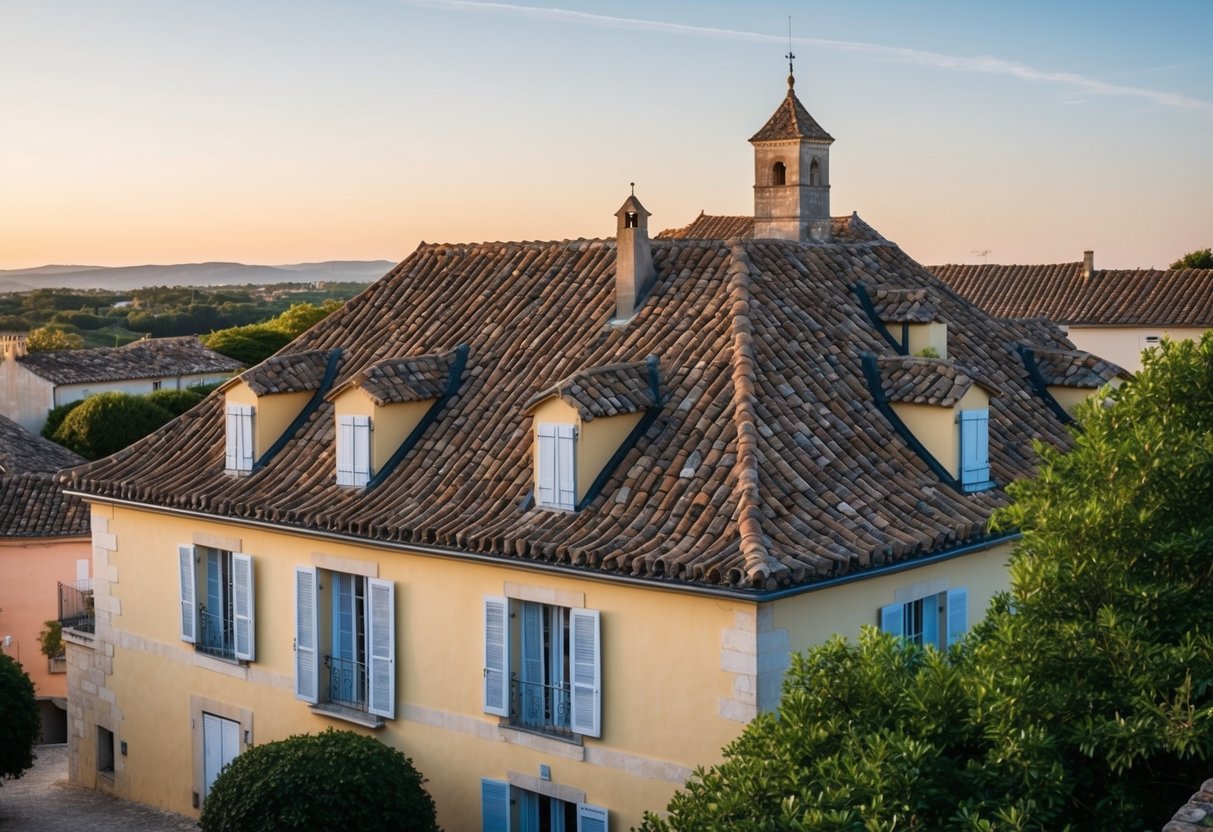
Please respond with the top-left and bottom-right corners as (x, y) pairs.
(750, 59), (834, 242)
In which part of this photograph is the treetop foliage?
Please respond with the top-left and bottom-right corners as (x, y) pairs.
(51, 392), (175, 460)
(202, 299), (342, 365)
(1169, 248), (1213, 269)
(0, 652), (39, 785)
(27, 325), (84, 352)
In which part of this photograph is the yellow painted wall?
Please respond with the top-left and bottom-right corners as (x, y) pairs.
(891, 386), (989, 476)
(331, 388), (435, 472)
(224, 383), (311, 460)
(906, 321), (948, 358)
(92, 503), (753, 830)
(1067, 326), (1209, 374)
(530, 398), (644, 502)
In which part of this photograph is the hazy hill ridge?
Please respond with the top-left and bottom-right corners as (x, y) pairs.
(0, 261), (394, 292)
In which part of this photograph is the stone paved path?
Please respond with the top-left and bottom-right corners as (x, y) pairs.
(0, 745), (197, 831)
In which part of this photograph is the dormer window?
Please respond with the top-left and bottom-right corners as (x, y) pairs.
(336, 415), (372, 487)
(958, 409), (992, 492)
(535, 423), (576, 510)
(224, 404), (254, 473)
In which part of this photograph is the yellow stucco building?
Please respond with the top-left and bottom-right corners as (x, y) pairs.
(61, 77), (1120, 831)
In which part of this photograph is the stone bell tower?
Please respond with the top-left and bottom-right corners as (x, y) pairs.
(750, 64), (835, 243)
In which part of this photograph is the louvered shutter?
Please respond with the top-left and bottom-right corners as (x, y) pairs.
(352, 416), (371, 485)
(536, 423), (558, 507)
(569, 608), (601, 737)
(225, 405), (253, 472)
(178, 545), (196, 643)
(555, 424), (576, 509)
(336, 415), (355, 485)
(880, 602), (903, 637)
(202, 713), (221, 798)
(232, 553), (255, 661)
(367, 578), (395, 718)
(483, 596), (509, 716)
(294, 566), (318, 703)
(946, 588), (968, 646)
(481, 778), (510, 832)
(959, 409), (990, 488)
(577, 803), (609, 832)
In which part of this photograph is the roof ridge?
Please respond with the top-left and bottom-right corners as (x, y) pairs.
(724, 241), (781, 589)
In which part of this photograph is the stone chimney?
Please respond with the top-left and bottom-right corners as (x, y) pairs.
(615, 193), (655, 321)
(0, 333), (27, 362)
(1082, 250), (1094, 281)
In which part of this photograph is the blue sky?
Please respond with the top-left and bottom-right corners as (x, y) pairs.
(2, 0), (1210, 270)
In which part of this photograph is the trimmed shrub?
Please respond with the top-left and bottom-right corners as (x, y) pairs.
(0, 652), (38, 784)
(52, 392), (174, 460)
(202, 326), (292, 366)
(199, 729), (439, 832)
(41, 399), (86, 441)
(146, 388), (205, 416)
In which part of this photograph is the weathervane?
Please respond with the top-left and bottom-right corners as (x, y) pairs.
(786, 16), (796, 87)
(630, 181), (635, 197)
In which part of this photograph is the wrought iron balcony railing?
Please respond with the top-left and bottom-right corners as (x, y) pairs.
(325, 654), (368, 711)
(509, 675), (573, 739)
(197, 607), (235, 660)
(57, 579), (95, 634)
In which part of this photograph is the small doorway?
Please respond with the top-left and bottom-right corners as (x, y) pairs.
(202, 712), (240, 800)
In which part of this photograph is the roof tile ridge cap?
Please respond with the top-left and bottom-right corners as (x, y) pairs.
(724, 241), (778, 589)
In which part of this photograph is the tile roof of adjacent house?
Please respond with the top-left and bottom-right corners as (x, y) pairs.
(524, 359), (659, 421)
(749, 82), (834, 143)
(18, 335), (243, 386)
(327, 348), (462, 406)
(0, 472), (90, 538)
(876, 356), (989, 407)
(64, 226), (1084, 594)
(657, 212), (881, 244)
(929, 262), (1213, 327)
(0, 414), (85, 475)
(1030, 347), (1126, 388)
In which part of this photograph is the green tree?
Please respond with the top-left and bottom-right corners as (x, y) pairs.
(52, 392), (174, 460)
(643, 333), (1213, 832)
(27, 325), (84, 351)
(199, 729), (439, 832)
(1170, 248), (1213, 269)
(146, 387), (206, 416)
(41, 399), (86, 441)
(0, 652), (39, 785)
(202, 326), (292, 366)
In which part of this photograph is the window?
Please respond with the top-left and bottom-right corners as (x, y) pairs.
(178, 545), (254, 662)
(483, 596), (600, 739)
(224, 404), (254, 473)
(536, 423), (576, 510)
(809, 157), (821, 186)
(772, 161), (786, 186)
(336, 414), (372, 486)
(481, 780), (608, 832)
(958, 409), (993, 492)
(295, 566), (394, 719)
(152, 380), (163, 391)
(881, 588), (967, 649)
(97, 726), (115, 776)
(202, 713), (240, 801)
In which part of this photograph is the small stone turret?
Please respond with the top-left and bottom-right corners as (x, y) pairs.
(614, 193), (655, 320)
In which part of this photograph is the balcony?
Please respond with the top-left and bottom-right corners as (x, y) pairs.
(197, 607), (235, 660)
(325, 654), (368, 711)
(57, 579), (95, 634)
(509, 676), (573, 740)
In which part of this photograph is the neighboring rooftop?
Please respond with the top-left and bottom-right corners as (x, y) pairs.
(0, 472), (90, 538)
(0, 414), (85, 475)
(657, 212), (882, 244)
(18, 335), (243, 386)
(930, 258), (1213, 327)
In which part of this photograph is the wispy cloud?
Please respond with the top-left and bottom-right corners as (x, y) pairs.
(406, 0), (1213, 113)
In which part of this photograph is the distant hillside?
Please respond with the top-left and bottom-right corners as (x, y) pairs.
(0, 261), (394, 292)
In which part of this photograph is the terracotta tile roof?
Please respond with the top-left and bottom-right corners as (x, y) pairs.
(228, 349), (332, 396)
(64, 228), (1077, 593)
(1030, 347), (1127, 388)
(876, 357), (988, 407)
(657, 212), (882, 244)
(17, 336), (242, 386)
(525, 360), (658, 421)
(0, 415), (85, 475)
(328, 349), (461, 406)
(930, 262), (1213, 327)
(871, 288), (940, 324)
(749, 85), (834, 143)
(0, 473), (90, 537)
(1162, 778), (1213, 831)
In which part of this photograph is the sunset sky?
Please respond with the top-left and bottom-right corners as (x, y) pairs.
(2, 0), (1211, 271)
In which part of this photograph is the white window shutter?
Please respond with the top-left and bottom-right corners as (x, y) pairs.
(178, 544), (196, 644)
(352, 415), (371, 485)
(232, 553), (255, 661)
(225, 404), (254, 472)
(481, 778), (510, 832)
(294, 566), (319, 703)
(569, 608), (601, 738)
(577, 803), (609, 832)
(336, 415), (355, 486)
(536, 423), (557, 507)
(367, 578), (395, 719)
(880, 602), (903, 638)
(959, 409), (990, 487)
(483, 596), (509, 717)
(946, 588), (968, 646)
(556, 424), (576, 509)
(202, 713), (221, 798)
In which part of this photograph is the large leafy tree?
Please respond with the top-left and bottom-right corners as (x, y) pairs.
(643, 333), (1213, 831)
(1170, 248), (1213, 269)
(0, 652), (39, 785)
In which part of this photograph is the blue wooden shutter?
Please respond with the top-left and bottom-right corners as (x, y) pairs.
(959, 409), (990, 489)
(946, 588), (968, 646)
(232, 553), (255, 661)
(367, 577), (395, 718)
(294, 566), (318, 703)
(555, 424), (576, 509)
(879, 602), (902, 638)
(922, 595), (940, 649)
(483, 596), (509, 717)
(570, 608), (601, 737)
(520, 602), (545, 725)
(178, 544), (196, 644)
(481, 778), (510, 832)
(577, 803), (609, 832)
(536, 423), (558, 506)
